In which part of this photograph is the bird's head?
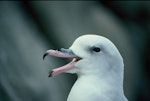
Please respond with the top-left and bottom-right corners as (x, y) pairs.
(43, 34), (124, 77)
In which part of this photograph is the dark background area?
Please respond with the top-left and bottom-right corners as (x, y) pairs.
(0, 1), (149, 101)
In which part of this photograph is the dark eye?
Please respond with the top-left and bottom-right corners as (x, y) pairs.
(93, 47), (101, 52)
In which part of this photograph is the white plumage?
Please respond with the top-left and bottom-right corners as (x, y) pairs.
(43, 34), (128, 101)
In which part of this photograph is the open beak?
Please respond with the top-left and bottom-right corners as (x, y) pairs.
(43, 48), (81, 77)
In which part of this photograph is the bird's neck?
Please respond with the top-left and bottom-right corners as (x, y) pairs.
(77, 65), (124, 92)
(78, 73), (123, 90)
(67, 74), (125, 101)
(67, 66), (126, 101)
(77, 66), (124, 87)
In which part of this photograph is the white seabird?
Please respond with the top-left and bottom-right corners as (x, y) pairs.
(43, 34), (128, 101)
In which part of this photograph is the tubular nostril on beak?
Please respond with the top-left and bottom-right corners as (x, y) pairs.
(60, 48), (68, 52)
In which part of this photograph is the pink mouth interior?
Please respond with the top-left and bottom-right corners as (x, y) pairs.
(46, 50), (80, 77)
(51, 58), (77, 77)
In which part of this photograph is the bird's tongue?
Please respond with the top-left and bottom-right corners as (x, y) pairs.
(43, 49), (78, 77)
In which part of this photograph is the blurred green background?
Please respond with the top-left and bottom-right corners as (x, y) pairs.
(0, 1), (150, 101)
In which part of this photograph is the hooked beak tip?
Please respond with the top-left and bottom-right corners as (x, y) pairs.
(43, 52), (48, 60)
(48, 71), (53, 77)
